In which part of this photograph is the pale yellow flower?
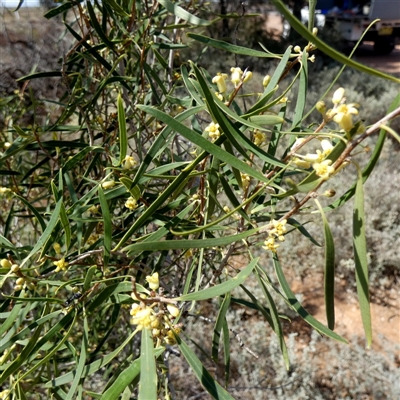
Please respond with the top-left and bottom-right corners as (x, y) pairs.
(205, 122), (221, 142)
(125, 196), (138, 210)
(253, 130), (266, 146)
(230, 67), (243, 86)
(54, 258), (68, 272)
(130, 307), (153, 330)
(212, 73), (228, 93)
(269, 219), (287, 241)
(263, 237), (279, 252)
(146, 272), (159, 291)
(240, 172), (251, 190)
(292, 158), (311, 169)
(333, 103), (359, 131)
(313, 159), (335, 180)
(215, 92), (224, 101)
(122, 155), (137, 170)
(320, 139), (334, 157)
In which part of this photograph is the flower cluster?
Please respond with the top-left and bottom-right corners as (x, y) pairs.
(125, 196), (138, 210)
(205, 122), (221, 142)
(292, 138), (335, 180)
(263, 219), (287, 253)
(240, 172), (251, 190)
(253, 130), (266, 146)
(130, 272), (182, 345)
(326, 87), (360, 132)
(54, 257), (68, 273)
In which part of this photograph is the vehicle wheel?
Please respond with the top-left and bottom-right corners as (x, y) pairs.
(374, 37), (395, 55)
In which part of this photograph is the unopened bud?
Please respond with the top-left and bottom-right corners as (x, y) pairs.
(16, 277), (25, 285)
(323, 189), (336, 197)
(11, 264), (20, 273)
(332, 87), (345, 104)
(312, 27), (318, 35)
(294, 45), (302, 53)
(316, 101), (326, 115)
(167, 304), (180, 318)
(262, 75), (271, 88)
(1, 259), (11, 269)
(53, 243), (61, 255)
(243, 71), (253, 83)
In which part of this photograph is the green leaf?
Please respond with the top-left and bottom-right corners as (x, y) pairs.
(353, 171), (372, 347)
(253, 268), (290, 369)
(212, 293), (231, 362)
(157, 0), (210, 26)
(138, 329), (157, 400)
(44, 2), (76, 19)
(291, 50), (308, 129)
(98, 186), (112, 269)
(187, 33), (278, 57)
(137, 105), (274, 184)
(122, 228), (259, 255)
(100, 347), (165, 400)
(174, 258), (258, 301)
(118, 93), (128, 165)
(87, 0), (115, 50)
(66, 315), (89, 400)
(20, 195), (63, 268)
(16, 71), (63, 82)
(175, 334), (235, 400)
(270, 0), (400, 83)
(272, 255), (347, 343)
(315, 201), (335, 330)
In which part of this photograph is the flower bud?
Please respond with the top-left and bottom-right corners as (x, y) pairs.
(323, 189), (336, 197)
(243, 71), (253, 83)
(53, 243), (61, 255)
(312, 27), (318, 35)
(262, 75), (271, 88)
(294, 45), (302, 53)
(1, 259), (11, 269)
(11, 264), (20, 273)
(101, 180), (116, 190)
(167, 304), (180, 318)
(16, 277), (25, 285)
(332, 87), (345, 104)
(316, 101), (326, 115)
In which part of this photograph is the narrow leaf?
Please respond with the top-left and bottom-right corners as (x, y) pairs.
(118, 94), (128, 164)
(272, 255), (347, 343)
(176, 334), (235, 400)
(353, 172), (372, 347)
(138, 329), (157, 400)
(174, 258), (258, 301)
(157, 0), (210, 26)
(98, 186), (112, 268)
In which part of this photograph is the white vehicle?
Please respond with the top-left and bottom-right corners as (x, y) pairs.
(315, 0), (400, 54)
